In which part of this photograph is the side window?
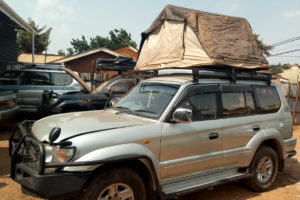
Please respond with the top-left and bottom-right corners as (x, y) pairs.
(0, 71), (22, 85)
(24, 72), (50, 85)
(254, 86), (281, 114)
(179, 92), (217, 121)
(222, 91), (255, 117)
(52, 73), (72, 86)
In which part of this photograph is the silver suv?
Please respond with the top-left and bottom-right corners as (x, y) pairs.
(10, 68), (297, 200)
(0, 65), (85, 112)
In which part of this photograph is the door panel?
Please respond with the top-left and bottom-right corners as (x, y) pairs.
(161, 120), (224, 181)
(160, 85), (224, 182)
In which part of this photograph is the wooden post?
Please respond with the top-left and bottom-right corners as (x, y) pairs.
(287, 82), (291, 103)
(292, 81), (300, 124)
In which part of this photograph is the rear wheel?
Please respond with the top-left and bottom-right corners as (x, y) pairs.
(245, 146), (279, 192)
(80, 167), (146, 200)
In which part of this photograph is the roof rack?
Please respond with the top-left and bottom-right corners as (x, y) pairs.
(135, 66), (273, 85)
(97, 56), (135, 73)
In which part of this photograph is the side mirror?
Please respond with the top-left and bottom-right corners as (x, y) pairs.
(172, 108), (192, 123)
(49, 127), (61, 144)
(104, 87), (111, 94)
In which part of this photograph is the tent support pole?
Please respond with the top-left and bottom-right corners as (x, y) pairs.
(292, 81), (300, 125)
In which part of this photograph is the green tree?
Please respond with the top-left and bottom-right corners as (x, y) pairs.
(63, 28), (137, 54)
(254, 33), (274, 57)
(70, 35), (90, 54)
(17, 18), (52, 54)
(57, 49), (66, 56)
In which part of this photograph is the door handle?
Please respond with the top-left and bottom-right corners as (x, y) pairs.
(252, 125), (260, 131)
(209, 132), (219, 140)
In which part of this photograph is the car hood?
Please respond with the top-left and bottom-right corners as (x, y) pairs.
(31, 109), (151, 142)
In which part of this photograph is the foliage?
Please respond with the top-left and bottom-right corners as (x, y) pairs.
(269, 63), (295, 74)
(57, 49), (65, 56)
(17, 18), (52, 54)
(60, 28), (137, 55)
(253, 33), (273, 57)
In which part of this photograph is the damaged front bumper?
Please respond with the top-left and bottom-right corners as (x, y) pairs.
(9, 120), (91, 200)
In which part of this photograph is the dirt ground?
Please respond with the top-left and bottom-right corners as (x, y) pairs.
(0, 117), (300, 200)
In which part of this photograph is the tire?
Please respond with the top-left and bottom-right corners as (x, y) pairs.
(80, 167), (146, 200)
(245, 146), (279, 192)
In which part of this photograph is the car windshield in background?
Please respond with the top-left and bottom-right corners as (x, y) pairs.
(114, 83), (179, 118)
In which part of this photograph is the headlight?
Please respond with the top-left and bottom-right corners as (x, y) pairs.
(52, 146), (75, 163)
(49, 97), (58, 105)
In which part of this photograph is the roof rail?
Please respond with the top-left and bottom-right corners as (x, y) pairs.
(21, 63), (64, 70)
(135, 66), (273, 85)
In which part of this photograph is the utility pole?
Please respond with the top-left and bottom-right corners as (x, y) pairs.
(32, 31), (35, 63)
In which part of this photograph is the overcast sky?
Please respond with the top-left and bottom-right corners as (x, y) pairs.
(5, 0), (300, 65)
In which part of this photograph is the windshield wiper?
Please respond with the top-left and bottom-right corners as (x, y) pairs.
(133, 109), (157, 115)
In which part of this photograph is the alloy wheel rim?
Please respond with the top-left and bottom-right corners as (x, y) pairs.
(98, 183), (134, 200)
(256, 156), (273, 184)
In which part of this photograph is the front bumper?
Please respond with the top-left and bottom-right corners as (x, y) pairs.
(14, 163), (91, 200)
(284, 137), (297, 158)
(9, 120), (91, 200)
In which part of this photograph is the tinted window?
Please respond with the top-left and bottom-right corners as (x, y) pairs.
(53, 73), (72, 86)
(24, 72), (51, 85)
(0, 71), (23, 85)
(222, 92), (255, 116)
(179, 93), (217, 121)
(254, 86), (281, 113)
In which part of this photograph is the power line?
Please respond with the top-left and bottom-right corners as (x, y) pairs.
(268, 48), (300, 57)
(270, 36), (300, 47)
(269, 56), (300, 58)
(270, 43), (300, 52)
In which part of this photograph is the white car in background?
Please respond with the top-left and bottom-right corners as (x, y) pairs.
(0, 92), (19, 121)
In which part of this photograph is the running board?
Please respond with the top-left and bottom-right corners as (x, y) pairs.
(161, 168), (250, 197)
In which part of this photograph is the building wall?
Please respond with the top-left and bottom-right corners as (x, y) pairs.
(0, 27), (18, 73)
(64, 51), (117, 82)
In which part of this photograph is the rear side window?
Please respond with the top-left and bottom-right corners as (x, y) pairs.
(254, 86), (281, 114)
(222, 92), (255, 117)
(52, 73), (72, 86)
(24, 72), (51, 85)
(0, 71), (23, 85)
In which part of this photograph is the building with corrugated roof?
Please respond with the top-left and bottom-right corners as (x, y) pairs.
(0, 0), (37, 73)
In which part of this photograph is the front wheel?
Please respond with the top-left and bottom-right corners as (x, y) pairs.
(245, 146), (279, 192)
(80, 167), (146, 200)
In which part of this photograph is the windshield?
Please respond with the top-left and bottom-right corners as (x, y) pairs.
(114, 83), (179, 119)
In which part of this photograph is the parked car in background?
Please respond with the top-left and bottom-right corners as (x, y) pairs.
(0, 92), (19, 121)
(0, 65), (87, 113)
(41, 56), (138, 113)
(43, 75), (138, 113)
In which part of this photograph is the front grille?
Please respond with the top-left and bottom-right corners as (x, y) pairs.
(15, 139), (41, 172)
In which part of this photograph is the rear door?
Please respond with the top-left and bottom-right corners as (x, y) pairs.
(220, 85), (262, 168)
(17, 71), (51, 112)
(160, 85), (224, 181)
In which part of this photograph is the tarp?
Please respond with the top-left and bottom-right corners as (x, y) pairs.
(135, 5), (269, 71)
(280, 68), (300, 84)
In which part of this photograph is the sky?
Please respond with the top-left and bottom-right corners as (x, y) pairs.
(5, 0), (300, 65)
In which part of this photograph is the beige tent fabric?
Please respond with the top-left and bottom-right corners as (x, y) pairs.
(135, 5), (268, 71)
(136, 23), (213, 70)
(280, 68), (300, 84)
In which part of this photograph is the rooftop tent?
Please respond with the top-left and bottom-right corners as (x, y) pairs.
(135, 5), (269, 71)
